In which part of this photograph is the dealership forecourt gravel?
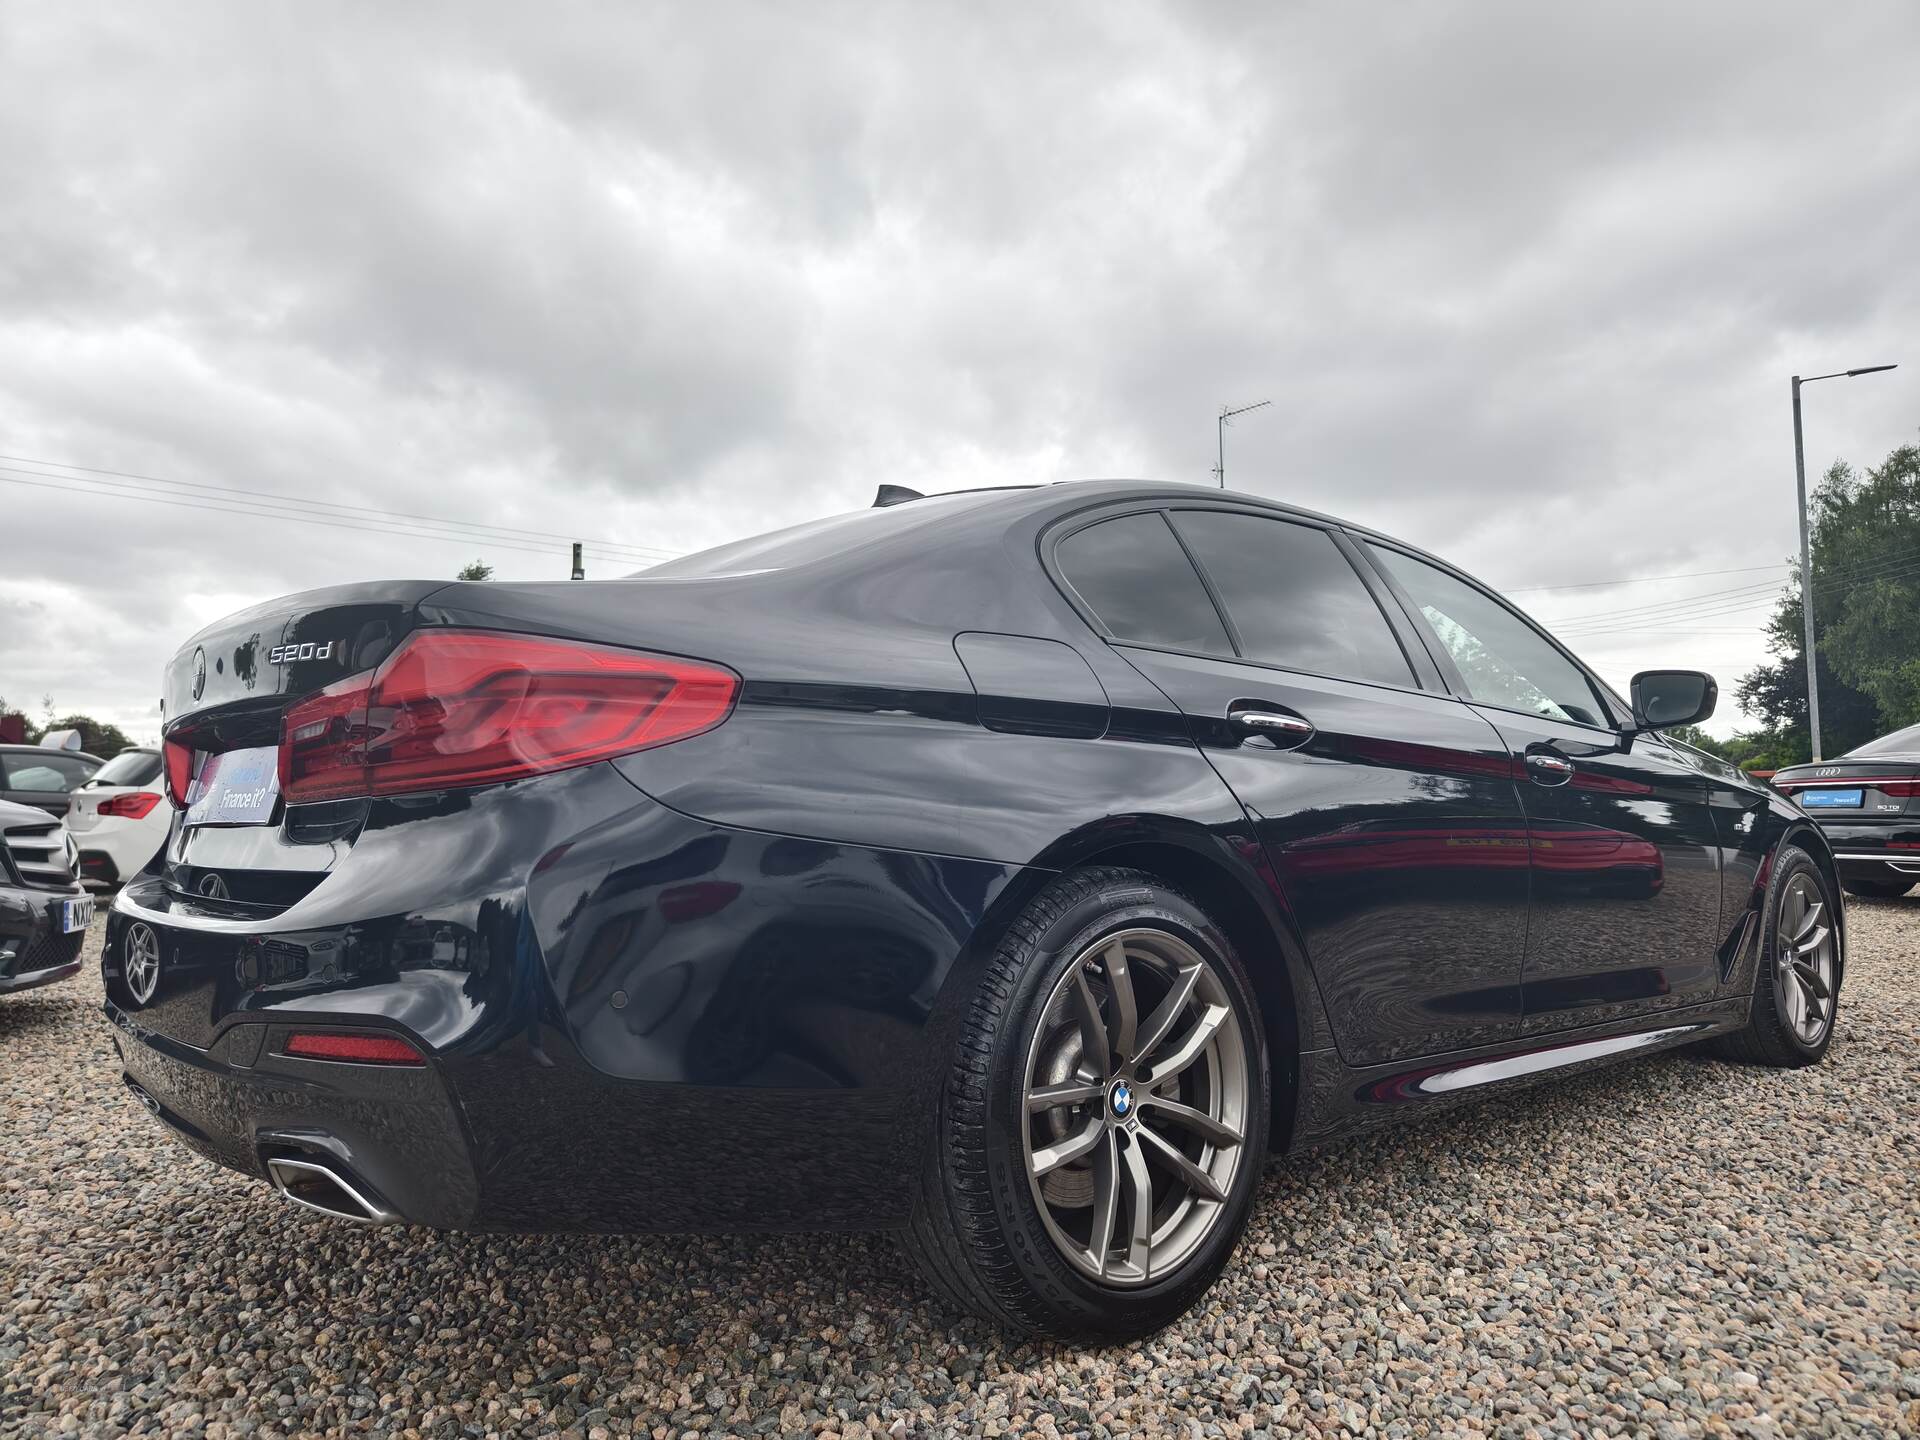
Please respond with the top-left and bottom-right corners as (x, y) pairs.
(4, 902), (1917, 1436)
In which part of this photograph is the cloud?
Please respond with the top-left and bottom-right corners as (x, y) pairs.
(2, 1), (1916, 743)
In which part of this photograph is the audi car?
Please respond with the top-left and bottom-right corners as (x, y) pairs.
(101, 481), (1842, 1340)
(3, 797), (93, 995)
(1772, 722), (1920, 898)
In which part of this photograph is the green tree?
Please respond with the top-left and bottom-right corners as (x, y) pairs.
(1736, 446), (1920, 761)
(1717, 729), (1801, 773)
(1815, 445), (1920, 727)
(1664, 724), (1729, 760)
(456, 559), (494, 581)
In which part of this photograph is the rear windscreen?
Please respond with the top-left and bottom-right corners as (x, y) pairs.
(640, 491), (1018, 578)
(88, 750), (163, 787)
(1847, 723), (1920, 759)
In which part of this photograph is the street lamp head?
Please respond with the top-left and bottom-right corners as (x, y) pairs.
(1846, 364), (1897, 377)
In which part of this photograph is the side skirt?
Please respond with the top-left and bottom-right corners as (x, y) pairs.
(1288, 996), (1749, 1151)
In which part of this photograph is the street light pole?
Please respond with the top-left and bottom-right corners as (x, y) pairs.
(1214, 399), (1272, 489)
(1790, 363), (1896, 761)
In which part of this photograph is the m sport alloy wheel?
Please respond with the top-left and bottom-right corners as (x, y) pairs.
(1716, 844), (1842, 1068)
(905, 868), (1270, 1340)
(1022, 926), (1251, 1286)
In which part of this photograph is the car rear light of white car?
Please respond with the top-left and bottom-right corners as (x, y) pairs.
(276, 629), (739, 804)
(96, 792), (163, 820)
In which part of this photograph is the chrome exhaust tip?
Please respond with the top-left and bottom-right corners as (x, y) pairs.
(265, 1155), (400, 1226)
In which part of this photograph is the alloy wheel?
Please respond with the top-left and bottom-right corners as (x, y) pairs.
(124, 923), (160, 1005)
(1021, 927), (1249, 1286)
(1774, 873), (1836, 1046)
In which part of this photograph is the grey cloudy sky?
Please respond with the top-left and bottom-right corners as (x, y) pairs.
(3, 2), (1917, 745)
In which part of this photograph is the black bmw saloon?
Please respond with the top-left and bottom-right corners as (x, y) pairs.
(104, 481), (1842, 1340)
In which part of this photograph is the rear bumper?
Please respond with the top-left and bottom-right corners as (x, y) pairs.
(100, 763), (1022, 1231)
(73, 817), (167, 888)
(78, 851), (121, 885)
(0, 885), (85, 994)
(106, 998), (479, 1227)
(1832, 854), (1920, 882)
(1810, 819), (1920, 881)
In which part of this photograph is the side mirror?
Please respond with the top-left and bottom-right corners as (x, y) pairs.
(1628, 670), (1717, 733)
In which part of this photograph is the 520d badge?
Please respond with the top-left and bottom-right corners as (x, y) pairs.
(268, 641), (337, 665)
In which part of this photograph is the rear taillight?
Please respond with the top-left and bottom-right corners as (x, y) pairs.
(97, 792), (163, 820)
(283, 1031), (425, 1065)
(163, 736), (196, 808)
(279, 629), (739, 804)
(1876, 780), (1920, 798)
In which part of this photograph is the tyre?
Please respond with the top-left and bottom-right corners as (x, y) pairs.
(1841, 876), (1914, 900)
(904, 866), (1270, 1340)
(1715, 844), (1841, 1067)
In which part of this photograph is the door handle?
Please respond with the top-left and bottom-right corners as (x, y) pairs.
(1525, 750), (1575, 786)
(1230, 707), (1314, 747)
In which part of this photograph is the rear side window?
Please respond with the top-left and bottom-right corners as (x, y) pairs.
(1055, 513), (1232, 653)
(1, 752), (97, 793)
(1170, 511), (1415, 686)
(1368, 544), (1610, 727)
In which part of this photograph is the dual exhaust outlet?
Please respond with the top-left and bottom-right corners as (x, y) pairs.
(264, 1155), (400, 1226)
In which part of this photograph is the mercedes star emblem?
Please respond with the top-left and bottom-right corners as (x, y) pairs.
(198, 873), (229, 900)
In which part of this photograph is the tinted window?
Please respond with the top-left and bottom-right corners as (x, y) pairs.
(1172, 512), (1414, 686)
(2, 752), (98, 793)
(88, 750), (163, 787)
(1368, 545), (1609, 727)
(1056, 513), (1232, 653)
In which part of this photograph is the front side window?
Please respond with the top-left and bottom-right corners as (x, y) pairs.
(1055, 512), (1233, 653)
(1368, 545), (1609, 727)
(1170, 511), (1414, 687)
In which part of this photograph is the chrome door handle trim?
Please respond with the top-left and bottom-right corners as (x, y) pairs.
(1526, 751), (1575, 784)
(1234, 712), (1313, 735)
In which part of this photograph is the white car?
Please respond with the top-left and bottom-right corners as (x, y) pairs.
(67, 747), (168, 887)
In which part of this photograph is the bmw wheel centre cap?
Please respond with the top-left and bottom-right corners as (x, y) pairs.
(1109, 1079), (1133, 1120)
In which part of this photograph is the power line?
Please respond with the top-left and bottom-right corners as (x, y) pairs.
(1536, 552), (1920, 630)
(1536, 578), (1790, 628)
(1503, 563), (1787, 593)
(0, 453), (681, 560)
(0, 453), (684, 562)
(0, 471), (657, 566)
(1551, 560), (1920, 639)
(1561, 627), (1771, 637)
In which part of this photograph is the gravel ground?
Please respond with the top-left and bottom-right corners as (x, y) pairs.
(3, 901), (1917, 1439)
